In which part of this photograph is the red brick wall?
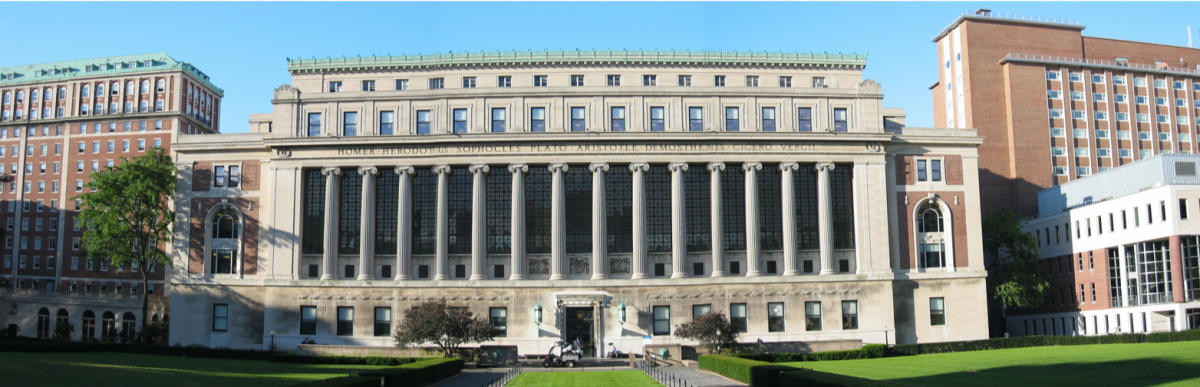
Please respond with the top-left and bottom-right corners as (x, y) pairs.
(894, 155), (964, 185)
(241, 160), (261, 190)
(188, 197), (259, 275)
(193, 162), (211, 191)
(895, 191), (969, 269)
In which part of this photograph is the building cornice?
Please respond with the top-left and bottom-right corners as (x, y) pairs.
(271, 86), (883, 104)
(932, 12), (1083, 42)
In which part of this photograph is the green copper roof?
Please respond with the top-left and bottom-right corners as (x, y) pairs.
(0, 52), (223, 96)
(288, 49), (868, 72)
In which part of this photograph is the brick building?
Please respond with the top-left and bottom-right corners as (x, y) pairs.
(932, 9), (1200, 216)
(0, 53), (222, 340)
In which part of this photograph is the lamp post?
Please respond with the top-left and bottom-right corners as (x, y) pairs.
(270, 330), (276, 351)
(883, 325), (889, 347)
(533, 304), (543, 337)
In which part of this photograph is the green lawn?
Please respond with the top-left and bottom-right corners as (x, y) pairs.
(0, 352), (392, 387)
(507, 370), (661, 387)
(784, 341), (1200, 387)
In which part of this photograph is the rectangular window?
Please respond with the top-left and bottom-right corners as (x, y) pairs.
(767, 302), (785, 332)
(678, 75), (691, 86)
(1071, 91), (1084, 100)
(930, 297), (946, 325)
(1182, 199), (1191, 220)
(307, 113), (321, 136)
(300, 306), (317, 335)
(653, 306), (671, 335)
(212, 304), (228, 332)
(610, 107), (625, 131)
(336, 307), (353, 336)
(461, 77), (476, 88)
(490, 307), (507, 337)
(833, 108), (848, 132)
(725, 107), (739, 131)
(571, 75), (585, 86)
(714, 75), (726, 87)
(452, 109), (467, 133)
(343, 112), (358, 136)
(497, 76), (512, 88)
(1092, 74), (1105, 83)
(745, 76), (759, 87)
(642, 75), (657, 86)
(530, 107), (546, 132)
(571, 107), (586, 131)
(1094, 111), (1108, 120)
(779, 76), (792, 87)
(1047, 90), (1062, 99)
(730, 261), (739, 275)
(761, 107), (776, 131)
(416, 111), (431, 134)
(491, 108), (506, 132)
(361, 80), (375, 92)
(931, 160), (942, 181)
(328, 81), (342, 92)
(692, 262), (703, 276)
(917, 160), (928, 181)
(730, 303), (747, 332)
(429, 78), (444, 89)
(606, 75), (621, 86)
(533, 75), (548, 87)
(1046, 71), (1060, 80)
(842, 301), (859, 330)
(395, 79), (409, 90)
(805, 302), (821, 331)
(374, 307), (391, 337)
(380, 111), (394, 135)
(796, 107), (813, 132)
(650, 107), (665, 131)
(214, 166), (226, 187)
(689, 107), (703, 132)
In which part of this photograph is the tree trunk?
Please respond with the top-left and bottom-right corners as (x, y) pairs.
(140, 264), (149, 345)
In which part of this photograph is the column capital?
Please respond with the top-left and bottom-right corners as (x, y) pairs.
(589, 162), (610, 173)
(469, 164), (491, 174)
(667, 162), (689, 172)
(508, 163), (529, 174)
(394, 165), (415, 175)
(779, 162), (800, 172)
(815, 162), (836, 172)
(707, 161), (726, 172)
(357, 166), (379, 175)
(432, 165), (451, 174)
(548, 163), (569, 173)
(742, 162), (762, 172)
(629, 162), (650, 172)
(321, 166), (342, 176)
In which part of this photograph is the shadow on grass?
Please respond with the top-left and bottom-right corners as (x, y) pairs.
(876, 358), (1200, 387)
(0, 352), (379, 387)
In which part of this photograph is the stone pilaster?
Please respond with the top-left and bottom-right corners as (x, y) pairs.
(319, 167), (341, 281)
(433, 165), (451, 280)
(590, 163), (609, 280)
(743, 162), (762, 276)
(816, 162), (836, 275)
(394, 166), (414, 280)
(780, 162), (800, 276)
(669, 162), (689, 278)
(469, 164), (490, 280)
(357, 166), (378, 281)
(708, 162), (725, 277)
(509, 164), (528, 280)
(549, 163), (568, 280)
(630, 162), (649, 279)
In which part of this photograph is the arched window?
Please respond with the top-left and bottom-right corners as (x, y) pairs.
(121, 312), (136, 340)
(30, 90), (38, 101)
(2, 92), (9, 104)
(15, 90), (24, 102)
(141, 80), (150, 93)
(125, 81), (134, 95)
(212, 208), (240, 239)
(101, 312), (116, 341)
(96, 84), (104, 96)
(151, 314), (159, 322)
(56, 309), (70, 336)
(37, 308), (51, 338)
(81, 85), (90, 98)
(155, 79), (165, 92)
(111, 81), (120, 95)
(57, 87), (66, 100)
(917, 201), (943, 233)
(81, 311), (96, 340)
(44, 88), (52, 100)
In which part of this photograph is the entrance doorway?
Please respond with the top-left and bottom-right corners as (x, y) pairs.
(565, 307), (595, 357)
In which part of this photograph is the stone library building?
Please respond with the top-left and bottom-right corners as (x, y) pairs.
(167, 50), (990, 354)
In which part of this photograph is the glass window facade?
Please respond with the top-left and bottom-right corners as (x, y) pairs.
(565, 166), (592, 253)
(606, 166), (633, 253)
(526, 167), (552, 254)
(645, 165), (672, 253)
(685, 165), (711, 252)
(487, 169), (513, 254)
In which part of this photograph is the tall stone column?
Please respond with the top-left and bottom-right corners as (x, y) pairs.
(780, 162), (800, 276)
(669, 162), (689, 278)
(394, 166), (414, 280)
(549, 163), (568, 280)
(357, 166), (378, 280)
(469, 164), (490, 280)
(509, 164), (528, 280)
(743, 162), (763, 276)
(590, 163), (609, 280)
(630, 162), (650, 279)
(708, 162), (725, 277)
(319, 167), (341, 280)
(433, 165), (451, 280)
(816, 162), (836, 275)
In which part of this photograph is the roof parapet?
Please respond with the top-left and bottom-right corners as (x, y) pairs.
(933, 10), (1083, 42)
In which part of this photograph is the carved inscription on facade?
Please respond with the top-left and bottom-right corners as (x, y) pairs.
(330, 142), (836, 157)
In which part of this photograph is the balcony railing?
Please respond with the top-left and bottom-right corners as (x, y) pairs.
(1004, 53), (1200, 76)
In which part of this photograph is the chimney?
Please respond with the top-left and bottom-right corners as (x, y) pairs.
(975, 8), (992, 16)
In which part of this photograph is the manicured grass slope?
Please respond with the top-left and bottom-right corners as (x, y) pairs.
(785, 341), (1200, 387)
(506, 370), (662, 387)
(0, 352), (390, 387)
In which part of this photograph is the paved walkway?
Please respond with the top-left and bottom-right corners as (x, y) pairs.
(427, 368), (511, 387)
(644, 364), (747, 387)
(428, 361), (748, 387)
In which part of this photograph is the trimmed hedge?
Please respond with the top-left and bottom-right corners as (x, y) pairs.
(288, 375), (381, 387)
(0, 340), (273, 361)
(779, 369), (896, 387)
(889, 330), (1200, 357)
(268, 353), (422, 366)
(358, 357), (464, 387)
(731, 344), (889, 363)
(699, 354), (792, 387)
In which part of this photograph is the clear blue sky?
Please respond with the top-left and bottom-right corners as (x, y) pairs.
(3, 2), (1199, 133)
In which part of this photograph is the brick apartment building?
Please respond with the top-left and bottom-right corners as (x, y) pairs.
(932, 9), (1200, 216)
(0, 53), (221, 340)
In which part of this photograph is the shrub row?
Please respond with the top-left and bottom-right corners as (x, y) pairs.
(698, 354), (792, 387)
(267, 353), (422, 366)
(287, 376), (381, 387)
(356, 358), (465, 387)
(889, 330), (1200, 356)
(0, 340), (274, 361)
(778, 369), (897, 387)
(731, 344), (888, 363)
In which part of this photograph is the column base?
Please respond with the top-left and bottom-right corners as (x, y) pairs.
(670, 273), (689, 279)
(319, 274), (334, 281)
(548, 274), (566, 280)
(631, 273), (648, 279)
(819, 269), (836, 275)
(710, 271), (725, 278)
(469, 275), (486, 280)
(434, 274), (447, 280)
(591, 274), (609, 280)
(783, 270), (799, 276)
(394, 275), (410, 281)
(509, 275), (526, 280)
(356, 275), (373, 281)
(747, 270), (763, 277)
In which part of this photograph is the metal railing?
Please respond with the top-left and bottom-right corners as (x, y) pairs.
(941, 11), (1079, 35)
(1004, 53), (1200, 76)
(635, 360), (694, 387)
(481, 363), (523, 387)
(287, 49), (868, 71)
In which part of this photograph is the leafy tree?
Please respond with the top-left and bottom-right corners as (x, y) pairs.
(674, 312), (739, 354)
(53, 322), (75, 341)
(76, 147), (175, 344)
(393, 300), (495, 358)
(983, 208), (1049, 309)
